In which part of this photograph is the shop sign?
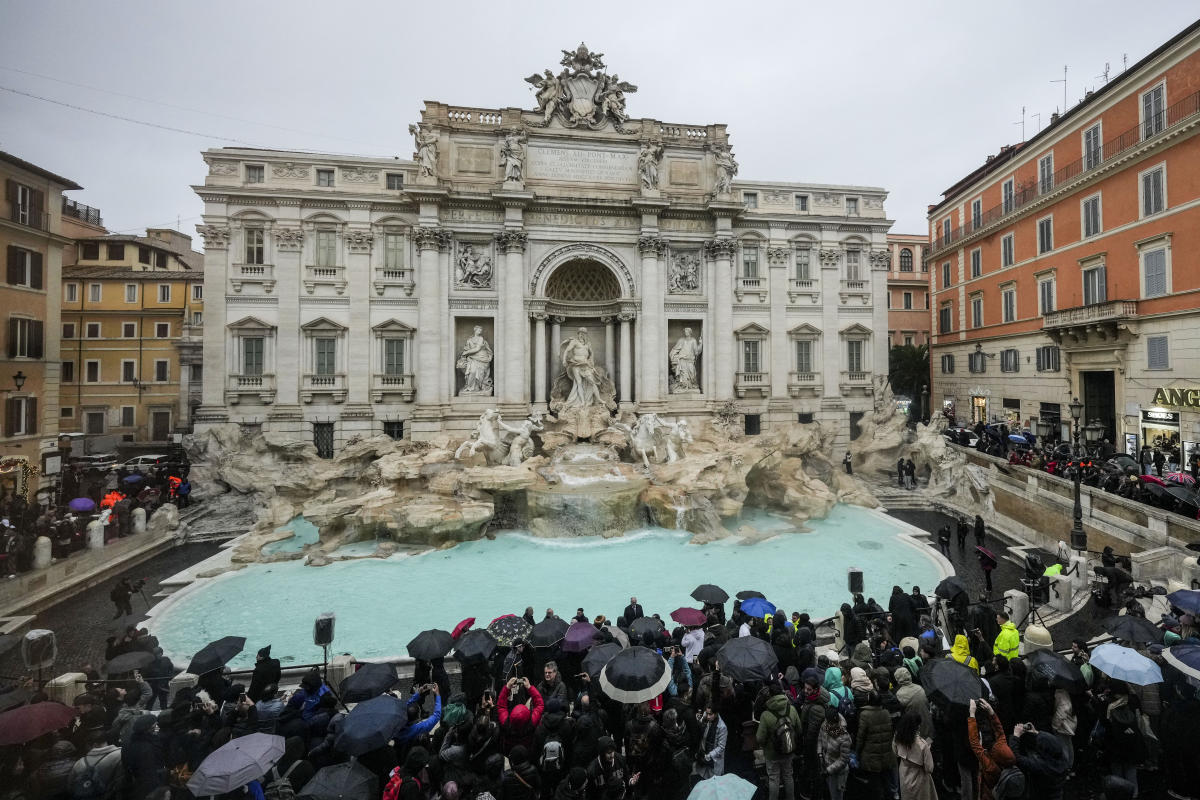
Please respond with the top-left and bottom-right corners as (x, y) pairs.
(1141, 409), (1180, 424)
(1151, 387), (1200, 408)
(1125, 432), (1139, 456)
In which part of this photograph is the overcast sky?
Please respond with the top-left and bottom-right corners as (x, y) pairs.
(1, 2), (1196, 242)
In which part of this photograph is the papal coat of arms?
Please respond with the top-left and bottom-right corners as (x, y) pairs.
(524, 43), (638, 133)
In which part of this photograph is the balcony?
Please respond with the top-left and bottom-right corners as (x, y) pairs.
(225, 373), (275, 405)
(787, 371), (821, 398)
(62, 198), (102, 227)
(735, 371), (770, 398)
(301, 373), (347, 404)
(1042, 300), (1138, 346)
(8, 204), (46, 231)
(373, 267), (415, 297)
(839, 370), (872, 397)
(231, 263), (275, 293)
(304, 265), (346, 294)
(839, 279), (871, 305)
(735, 275), (768, 303)
(788, 278), (819, 304)
(371, 373), (416, 403)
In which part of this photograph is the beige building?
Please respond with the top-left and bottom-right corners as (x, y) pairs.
(885, 233), (931, 348)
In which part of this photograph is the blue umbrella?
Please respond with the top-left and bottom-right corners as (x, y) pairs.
(740, 596), (776, 618)
(688, 774), (757, 800)
(1166, 589), (1200, 616)
(1162, 643), (1200, 681)
(1008, 434), (1028, 444)
(67, 497), (95, 512)
(122, 474), (144, 484)
(1090, 642), (1162, 686)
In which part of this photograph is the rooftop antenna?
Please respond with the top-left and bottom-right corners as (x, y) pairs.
(1032, 112), (1042, 133)
(1051, 65), (1068, 113)
(1013, 105), (1026, 141)
(1097, 62), (1110, 85)
(1122, 53), (1128, 72)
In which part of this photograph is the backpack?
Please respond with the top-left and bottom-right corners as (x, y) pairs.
(539, 735), (564, 773)
(73, 755), (109, 800)
(772, 708), (797, 755)
(263, 762), (299, 800)
(1106, 705), (1144, 757)
(831, 688), (857, 724)
(992, 766), (1026, 800)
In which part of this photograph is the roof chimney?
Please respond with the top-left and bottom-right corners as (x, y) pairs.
(1050, 112), (1061, 125)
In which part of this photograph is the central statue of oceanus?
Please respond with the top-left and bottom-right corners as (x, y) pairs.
(550, 328), (617, 414)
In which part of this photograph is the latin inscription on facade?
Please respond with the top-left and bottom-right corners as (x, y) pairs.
(526, 211), (637, 228)
(528, 145), (637, 184)
(446, 208), (504, 223)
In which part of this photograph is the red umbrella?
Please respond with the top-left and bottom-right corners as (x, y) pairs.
(451, 617), (475, 640)
(0, 701), (76, 745)
(1139, 474), (1167, 486)
(670, 607), (707, 627)
(975, 546), (997, 561)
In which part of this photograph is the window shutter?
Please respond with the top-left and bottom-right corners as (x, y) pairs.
(1144, 251), (1166, 296)
(4, 179), (16, 210)
(1052, 347), (1060, 371)
(1097, 267), (1107, 303)
(29, 251), (43, 289)
(30, 320), (43, 359)
(6, 246), (20, 285)
(4, 398), (16, 437)
(1036, 348), (1044, 371)
(6, 318), (17, 358)
(25, 397), (36, 436)
(30, 188), (44, 217)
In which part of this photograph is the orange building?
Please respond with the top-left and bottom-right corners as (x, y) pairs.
(885, 233), (930, 349)
(927, 20), (1200, 463)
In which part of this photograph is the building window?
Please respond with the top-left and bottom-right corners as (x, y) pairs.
(158, 284), (171, 303)
(1002, 286), (1016, 322)
(122, 360), (136, 382)
(1082, 194), (1102, 238)
(192, 310), (203, 325)
(1141, 164), (1165, 217)
(903, 291), (912, 310)
(899, 248), (913, 271)
(970, 248), (981, 278)
(155, 322), (169, 337)
(62, 361), (74, 382)
(192, 284), (203, 301)
(245, 229), (265, 264)
(154, 360), (169, 382)
(971, 198), (982, 229)
(742, 339), (761, 373)
(62, 322), (75, 339)
(941, 218), (951, 244)
(941, 262), (951, 288)
(845, 249), (860, 281)
(61, 406), (73, 418)
(1084, 123), (1102, 170)
(1036, 345), (1061, 372)
(743, 192), (758, 209)
(4, 396), (36, 436)
(122, 322), (136, 338)
(312, 422), (335, 458)
(155, 251), (166, 269)
(1083, 264), (1107, 305)
(85, 410), (104, 433)
(120, 406), (135, 427)
(246, 164), (265, 183)
(383, 338), (406, 375)
(904, 335), (913, 346)
(386, 173), (404, 190)
(85, 322), (100, 338)
(80, 242), (100, 260)
(940, 354), (955, 374)
(970, 295), (983, 328)
(846, 339), (864, 373)
(1038, 276), (1055, 315)
(314, 337), (337, 375)
(939, 304), (952, 334)
(741, 244), (759, 278)
(794, 340), (812, 373)
(122, 283), (136, 303)
(969, 351), (986, 373)
(138, 246), (151, 264)
(1038, 154), (1054, 194)
(1002, 178), (1014, 214)
(1000, 348), (1020, 372)
(795, 194), (808, 212)
(1037, 216), (1053, 254)
(6, 318), (44, 359)
(65, 283), (78, 303)
(316, 169), (335, 187)
(1141, 246), (1168, 298)
(85, 361), (99, 382)
(315, 230), (337, 267)
(88, 283), (101, 302)
(383, 420), (404, 439)
(5, 246), (43, 288)
(108, 243), (125, 261)
(1142, 83), (1165, 139)
(243, 337), (265, 375)
(385, 233), (405, 269)
(845, 198), (858, 216)
(1147, 335), (1169, 370)
(795, 246), (811, 280)
(1001, 233), (1014, 267)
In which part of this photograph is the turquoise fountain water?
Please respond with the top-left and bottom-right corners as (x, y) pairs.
(151, 505), (943, 668)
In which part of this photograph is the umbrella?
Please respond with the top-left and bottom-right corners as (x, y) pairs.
(453, 629), (498, 665)
(602, 624), (631, 649)
(486, 615), (532, 647)
(451, 617), (475, 640)
(188, 732), (285, 796)
(1167, 589), (1200, 616)
(740, 597), (776, 619)
(629, 617), (665, 641)
(919, 658), (983, 707)
(338, 662), (400, 703)
(406, 629), (454, 661)
(975, 545), (997, 562)
(1138, 474), (1167, 487)
(691, 584), (729, 604)
(582, 642), (623, 681)
(562, 621), (600, 653)
(104, 650), (156, 675)
(299, 760), (379, 800)
(1090, 643), (1163, 686)
(935, 575), (969, 600)
(670, 607), (707, 627)
(1101, 615), (1162, 645)
(0, 701), (75, 745)
(1162, 643), (1200, 681)
(0, 687), (31, 713)
(1164, 471), (1196, 486)
(736, 590), (766, 601)
(599, 646), (672, 703)
(716, 636), (779, 683)
(529, 617), (570, 648)
(68, 497), (96, 512)
(335, 694), (407, 756)
(1008, 434), (1029, 444)
(187, 636), (246, 675)
(688, 773), (757, 800)
(122, 474), (145, 484)
(1026, 649), (1087, 693)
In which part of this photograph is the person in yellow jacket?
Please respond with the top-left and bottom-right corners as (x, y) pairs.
(947, 634), (980, 673)
(993, 611), (1021, 661)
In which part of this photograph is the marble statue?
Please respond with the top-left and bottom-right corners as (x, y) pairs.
(455, 244), (493, 288)
(664, 419), (693, 463)
(456, 326), (494, 395)
(638, 141), (663, 190)
(608, 413), (665, 469)
(526, 70), (563, 125)
(409, 124), (438, 178)
(668, 253), (700, 293)
(524, 43), (638, 132)
(713, 144), (738, 194)
(503, 414), (544, 466)
(550, 327), (617, 415)
(455, 410), (543, 466)
(500, 130), (525, 183)
(597, 73), (632, 125)
(669, 328), (703, 393)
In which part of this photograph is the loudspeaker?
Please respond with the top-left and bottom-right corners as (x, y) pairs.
(313, 613), (336, 647)
(848, 568), (864, 595)
(22, 629), (57, 671)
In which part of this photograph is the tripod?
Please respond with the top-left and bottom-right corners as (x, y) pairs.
(1018, 579), (1049, 628)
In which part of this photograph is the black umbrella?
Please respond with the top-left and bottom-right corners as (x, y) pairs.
(486, 615), (532, 647)
(736, 590), (766, 601)
(935, 576), (969, 600)
(599, 646), (672, 704)
(298, 760), (379, 800)
(335, 694), (407, 756)
(716, 636), (779, 683)
(529, 617), (570, 648)
(104, 650), (155, 675)
(338, 663), (400, 703)
(0, 687), (30, 713)
(920, 657), (983, 706)
(629, 617), (665, 640)
(1101, 615), (1162, 645)
(691, 584), (729, 604)
(186, 636), (246, 676)
(406, 629), (454, 661)
(0, 634), (21, 658)
(1026, 649), (1087, 693)
(581, 642), (623, 681)
(453, 629), (498, 665)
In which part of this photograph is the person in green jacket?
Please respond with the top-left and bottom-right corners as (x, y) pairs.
(855, 691), (897, 800)
(993, 611), (1021, 661)
(757, 687), (803, 800)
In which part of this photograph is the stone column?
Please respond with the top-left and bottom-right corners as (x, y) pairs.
(706, 239), (736, 401)
(415, 228), (443, 407)
(437, 232), (452, 405)
(550, 317), (563, 388)
(345, 221), (373, 405)
(619, 314), (634, 405)
(497, 231), (529, 407)
(767, 247), (791, 401)
(637, 236), (666, 406)
(603, 317), (616, 379)
(532, 313), (548, 407)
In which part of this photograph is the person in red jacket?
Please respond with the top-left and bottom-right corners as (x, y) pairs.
(498, 676), (544, 756)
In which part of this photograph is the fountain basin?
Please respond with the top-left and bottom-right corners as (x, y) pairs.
(527, 478), (649, 538)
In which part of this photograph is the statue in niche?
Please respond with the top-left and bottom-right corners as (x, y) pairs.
(500, 129), (526, 184)
(456, 326), (494, 395)
(409, 123), (438, 178)
(668, 253), (700, 293)
(713, 143), (738, 195)
(550, 328), (617, 413)
(669, 328), (703, 393)
(638, 141), (663, 190)
(456, 244), (493, 288)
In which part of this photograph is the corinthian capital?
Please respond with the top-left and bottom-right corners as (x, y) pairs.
(495, 230), (528, 254)
(196, 224), (230, 249)
(766, 247), (790, 265)
(637, 235), (667, 256)
(413, 227), (443, 250)
(818, 248), (841, 267)
(703, 238), (735, 259)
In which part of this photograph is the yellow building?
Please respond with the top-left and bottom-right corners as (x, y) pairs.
(60, 228), (203, 443)
(2, 151), (82, 501)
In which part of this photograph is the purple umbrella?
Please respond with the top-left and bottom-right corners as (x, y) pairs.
(561, 621), (599, 653)
(122, 474), (144, 484)
(68, 497), (96, 512)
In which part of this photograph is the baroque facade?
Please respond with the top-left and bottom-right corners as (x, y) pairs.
(193, 44), (892, 453)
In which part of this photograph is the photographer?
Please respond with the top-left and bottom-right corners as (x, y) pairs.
(395, 682), (442, 755)
(498, 676), (544, 756)
(110, 577), (138, 619)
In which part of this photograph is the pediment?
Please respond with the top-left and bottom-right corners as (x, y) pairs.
(734, 322), (770, 338)
(372, 319), (416, 334)
(788, 323), (822, 337)
(839, 323), (873, 336)
(300, 316), (347, 332)
(226, 315), (275, 331)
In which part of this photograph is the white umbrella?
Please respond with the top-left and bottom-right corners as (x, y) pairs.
(188, 733), (285, 796)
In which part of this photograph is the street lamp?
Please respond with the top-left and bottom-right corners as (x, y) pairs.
(12, 371), (26, 391)
(1084, 419), (1104, 454)
(1035, 417), (1053, 439)
(1067, 397), (1088, 552)
(921, 384), (929, 423)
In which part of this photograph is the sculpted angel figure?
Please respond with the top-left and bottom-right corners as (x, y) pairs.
(500, 130), (525, 182)
(713, 144), (738, 194)
(525, 69), (563, 124)
(638, 141), (663, 190)
(597, 74), (635, 124)
(409, 124), (438, 177)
